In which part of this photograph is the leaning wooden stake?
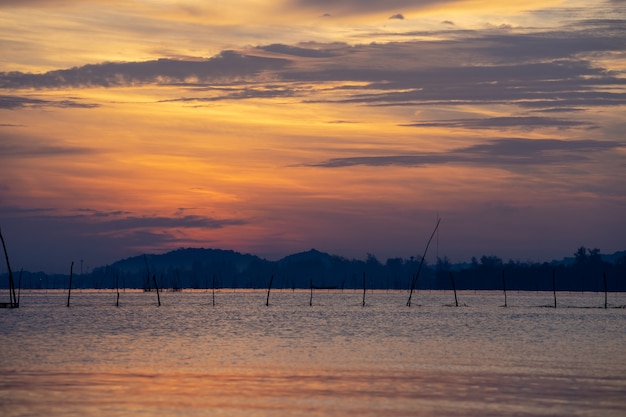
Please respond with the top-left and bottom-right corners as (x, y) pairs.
(309, 279), (313, 307)
(502, 270), (507, 308)
(67, 261), (74, 307)
(17, 269), (22, 307)
(266, 274), (274, 307)
(0, 228), (17, 308)
(362, 272), (366, 307)
(153, 275), (161, 306)
(449, 271), (458, 307)
(603, 272), (608, 309)
(552, 269), (557, 308)
(115, 273), (120, 307)
(407, 218), (441, 307)
(212, 275), (216, 307)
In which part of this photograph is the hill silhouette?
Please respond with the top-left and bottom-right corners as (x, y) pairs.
(2, 247), (625, 292)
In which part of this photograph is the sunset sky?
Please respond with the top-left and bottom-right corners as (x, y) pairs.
(1, 0), (625, 273)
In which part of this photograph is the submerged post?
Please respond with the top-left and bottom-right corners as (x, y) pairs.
(67, 261), (74, 307)
(407, 218), (441, 307)
(266, 274), (274, 307)
(115, 273), (120, 307)
(552, 269), (557, 308)
(0, 228), (17, 308)
(362, 272), (366, 307)
(603, 272), (608, 309)
(502, 270), (507, 308)
(17, 269), (22, 307)
(153, 275), (161, 306)
(212, 275), (216, 307)
(309, 279), (313, 307)
(449, 271), (458, 307)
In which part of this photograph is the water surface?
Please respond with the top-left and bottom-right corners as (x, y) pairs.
(2, 290), (625, 416)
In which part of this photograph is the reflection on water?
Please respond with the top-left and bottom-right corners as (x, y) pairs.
(1, 290), (625, 416)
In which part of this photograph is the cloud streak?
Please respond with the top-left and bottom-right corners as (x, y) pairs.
(401, 116), (595, 130)
(308, 139), (624, 168)
(0, 52), (289, 88)
(0, 95), (100, 109)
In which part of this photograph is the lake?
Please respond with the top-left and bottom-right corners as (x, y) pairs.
(1, 289), (625, 416)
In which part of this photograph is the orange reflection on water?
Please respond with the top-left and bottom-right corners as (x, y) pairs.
(3, 367), (626, 417)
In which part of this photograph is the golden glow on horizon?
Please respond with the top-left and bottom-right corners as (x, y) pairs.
(1, 0), (624, 270)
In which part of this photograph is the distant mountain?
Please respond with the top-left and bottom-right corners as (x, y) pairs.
(111, 247), (263, 274)
(3, 247), (626, 291)
(278, 248), (339, 267)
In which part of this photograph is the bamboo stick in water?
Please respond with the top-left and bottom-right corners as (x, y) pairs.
(407, 218), (441, 307)
(67, 261), (74, 307)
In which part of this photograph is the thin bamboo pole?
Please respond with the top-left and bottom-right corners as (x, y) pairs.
(603, 272), (608, 309)
(362, 272), (366, 307)
(116, 273), (120, 307)
(153, 275), (161, 306)
(266, 275), (274, 307)
(16, 268), (22, 307)
(449, 271), (458, 307)
(212, 275), (216, 307)
(407, 218), (441, 307)
(67, 261), (74, 307)
(309, 279), (313, 307)
(0, 228), (17, 308)
(552, 269), (557, 308)
(502, 270), (507, 308)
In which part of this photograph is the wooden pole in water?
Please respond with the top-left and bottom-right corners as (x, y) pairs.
(407, 218), (441, 307)
(16, 268), (22, 307)
(153, 275), (161, 306)
(212, 275), (216, 307)
(0, 228), (17, 308)
(603, 272), (608, 309)
(67, 261), (74, 307)
(362, 272), (366, 307)
(266, 274), (274, 307)
(449, 271), (458, 307)
(116, 273), (120, 307)
(309, 279), (313, 307)
(502, 270), (507, 308)
(552, 269), (557, 308)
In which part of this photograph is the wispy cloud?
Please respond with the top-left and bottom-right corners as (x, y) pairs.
(0, 133), (95, 158)
(0, 52), (289, 88)
(2, 20), (624, 114)
(0, 95), (100, 109)
(308, 139), (623, 168)
(401, 116), (595, 130)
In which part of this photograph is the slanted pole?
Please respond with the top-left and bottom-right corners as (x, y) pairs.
(67, 261), (74, 307)
(502, 270), (507, 308)
(212, 275), (216, 307)
(552, 269), (557, 308)
(449, 271), (458, 307)
(266, 274), (274, 307)
(153, 275), (161, 306)
(362, 272), (366, 307)
(17, 268), (22, 307)
(603, 272), (608, 309)
(0, 228), (17, 308)
(116, 273), (120, 307)
(407, 218), (441, 307)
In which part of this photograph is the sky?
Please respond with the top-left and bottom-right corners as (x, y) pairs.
(1, 0), (625, 273)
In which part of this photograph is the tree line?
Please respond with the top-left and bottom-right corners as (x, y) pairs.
(2, 246), (625, 292)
